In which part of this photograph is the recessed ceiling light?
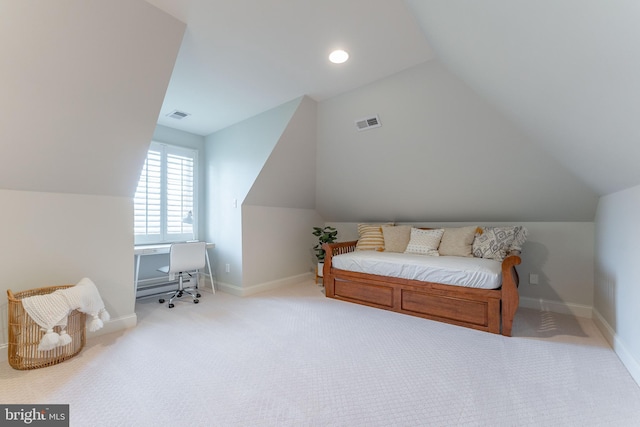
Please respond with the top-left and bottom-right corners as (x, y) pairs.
(329, 49), (349, 64)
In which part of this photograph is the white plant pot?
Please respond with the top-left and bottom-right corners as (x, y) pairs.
(317, 262), (324, 277)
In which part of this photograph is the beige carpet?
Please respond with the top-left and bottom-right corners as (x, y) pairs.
(2, 280), (640, 426)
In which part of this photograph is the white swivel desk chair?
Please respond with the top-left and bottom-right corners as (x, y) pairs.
(158, 241), (207, 308)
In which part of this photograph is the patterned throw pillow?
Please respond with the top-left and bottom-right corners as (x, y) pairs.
(404, 228), (444, 256)
(472, 226), (528, 262)
(438, 226), (477, 257)
(511, 226), (528, 252)
(356, 223), (387, 251)
(382, 225), (412, 253)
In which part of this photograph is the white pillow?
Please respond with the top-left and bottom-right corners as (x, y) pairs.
(404, 228), (444, 256)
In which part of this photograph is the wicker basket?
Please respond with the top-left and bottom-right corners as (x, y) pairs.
(7, 285), (86, 370)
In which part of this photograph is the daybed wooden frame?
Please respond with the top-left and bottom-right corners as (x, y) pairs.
(322, 241), (521, 336)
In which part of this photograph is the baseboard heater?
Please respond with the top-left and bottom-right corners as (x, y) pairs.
(136, 276), (197, 299)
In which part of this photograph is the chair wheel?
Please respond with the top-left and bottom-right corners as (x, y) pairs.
(194, 299), (199, 304)
(168, 303), (175, 308)
(177, 291), (183, 297)
(159, 298), (165, 303)
(196, 293), (201, 298)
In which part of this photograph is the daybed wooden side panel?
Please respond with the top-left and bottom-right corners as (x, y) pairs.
(323, 240), (357, 299)
(323, 241), (521, 336)
(329, 269), (501, 334)
(500, 252), (521, 337)
(401, 286), (501, 333)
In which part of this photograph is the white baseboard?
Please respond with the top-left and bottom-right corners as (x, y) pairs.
(0, 314), (137, 364)
(0, 344), (7, 364)
(215, 281), (243, 296)
(87, 313), (137, 338)
(519, 296), (593, 318)
(519, 299), (640, 388)
(592, 309), (640, 387)
(217, 272), (313, 297)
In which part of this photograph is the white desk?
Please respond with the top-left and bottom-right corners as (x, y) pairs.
(134, 242), (215, 296)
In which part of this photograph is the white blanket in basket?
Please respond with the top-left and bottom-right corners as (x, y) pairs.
(21, 277), (110, 351)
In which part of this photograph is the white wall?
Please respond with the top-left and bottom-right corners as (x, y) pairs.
(241, 206), (323, 292)
(317, 60), (598, 223)
(594, 184), (640, 383)
(205, 98), (302, 287)
(238, 96), (320, 293)
(0, 2), (185, 349)
(0, 190), (136, 349)
(245, 96), (317, 209)
(205, 96), (320, 294)
(406, 0), (640, 196)
(327, 221), (594, 316)
(0, 1), (185, 198)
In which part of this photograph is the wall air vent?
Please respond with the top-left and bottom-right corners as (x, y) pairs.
(166, 109), (191, 120)
(355, 115), (381, 131)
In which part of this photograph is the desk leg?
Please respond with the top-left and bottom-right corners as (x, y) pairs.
(205, 250), (215, 294)
(134, 254), (141, 299)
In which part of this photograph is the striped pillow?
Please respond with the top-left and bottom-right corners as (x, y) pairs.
(356, 223), (389, 251)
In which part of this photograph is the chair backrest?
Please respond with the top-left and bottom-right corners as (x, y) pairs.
(168, 242), (207, 274)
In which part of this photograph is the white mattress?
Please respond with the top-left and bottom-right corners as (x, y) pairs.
(331, 251), (503, 289)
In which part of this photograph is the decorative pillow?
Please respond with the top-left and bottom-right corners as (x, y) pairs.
(438, 226), (477, 257)
(382, 225), (412, 253)
(472, 226), (527, 262)
(511, 226), (528, 252)
(404, 228), (444, 256)
(356, 223), (389, 251)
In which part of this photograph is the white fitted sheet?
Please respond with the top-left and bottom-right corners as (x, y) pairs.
(331, 251), (503, 289)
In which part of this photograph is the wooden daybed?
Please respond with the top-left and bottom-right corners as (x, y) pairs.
(322, 241), (521, 336)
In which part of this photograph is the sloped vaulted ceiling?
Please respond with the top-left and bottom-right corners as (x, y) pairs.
(245, 96), (317, 210)
(405, 0), (640, 196)
(0, 0), (185, 197)
(316, 61), (599, 223)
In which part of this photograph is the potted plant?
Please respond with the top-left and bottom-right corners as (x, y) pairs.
(312, 226), (338, 278)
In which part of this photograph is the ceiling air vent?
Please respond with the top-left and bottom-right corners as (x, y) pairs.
(166, 109), (190, 120)
(355, 115), (381, 131)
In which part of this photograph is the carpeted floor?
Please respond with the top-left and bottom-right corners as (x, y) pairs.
(2, 280), (640, 426)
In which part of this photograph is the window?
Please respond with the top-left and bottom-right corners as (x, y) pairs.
(134, 142), (197, 244)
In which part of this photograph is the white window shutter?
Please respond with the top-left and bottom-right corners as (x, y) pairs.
(134, 142), (197, 244)
(166, 151), (195, 238)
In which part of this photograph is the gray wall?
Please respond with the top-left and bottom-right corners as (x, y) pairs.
(406, 0), (640, 196)
(202, 60), (600, 303)
(317, 60), (598, 222)
(0, 1), (184, 198)
(242, 97), (322, 289)
(204, 97), (305, 291)
(594, 184), (640, 383)
(0, 1), (184, 348)
(0, 190), (137, 345)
